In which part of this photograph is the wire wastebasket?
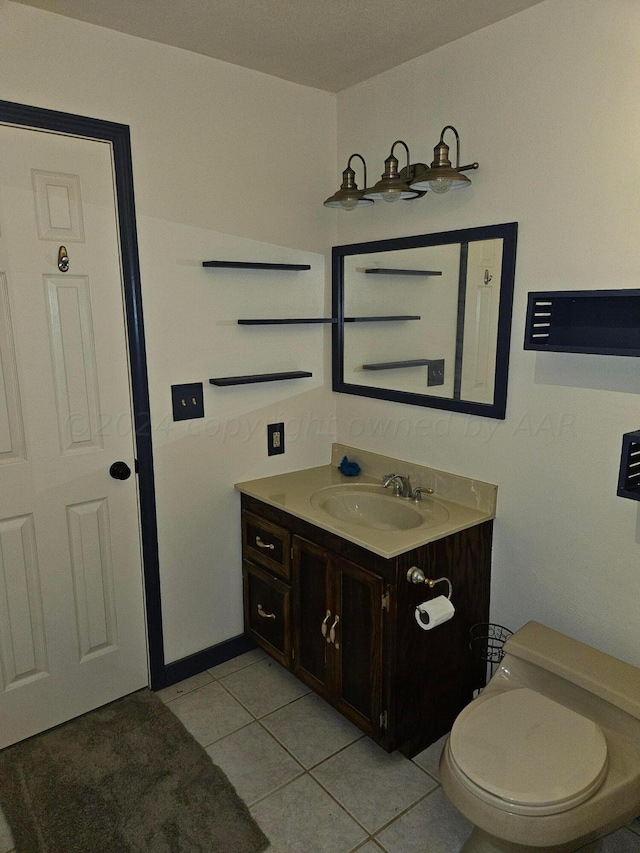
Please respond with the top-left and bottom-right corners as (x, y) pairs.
(469, 623), (513, 688)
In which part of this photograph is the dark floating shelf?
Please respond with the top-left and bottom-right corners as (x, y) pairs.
(209, 371), (312, 386)
(345, 315), (421, 323)
(364, 268), (442, 277)
(203, 261), (311, 271)
(524, 289), (640, 356)
(362, 359), (431, 371)
(238, 318), (336, 325)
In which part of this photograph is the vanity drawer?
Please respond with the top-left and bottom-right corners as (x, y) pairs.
(243, 560), (291, 668)
(242, 511), (291, 579)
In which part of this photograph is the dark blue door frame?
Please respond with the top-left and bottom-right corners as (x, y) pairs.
(0, 99), (166, 689)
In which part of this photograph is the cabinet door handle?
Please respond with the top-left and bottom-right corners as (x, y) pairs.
(329, 614), (340, 645)
(257, 604), (276, 620)
(255, 536), (275, 550)
(321, 609), (331, 638)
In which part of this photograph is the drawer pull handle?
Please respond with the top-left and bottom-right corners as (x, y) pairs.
(255, 536), (275, 550)
(257, 604), (276, 620)
(321, 609), (331, 638)
(329, 614), (340, 645)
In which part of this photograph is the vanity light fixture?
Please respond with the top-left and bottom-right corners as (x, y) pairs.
(324, 128), (479, 210)
(409, 125), (479, 194)
(323, 153), (373, 210)
(362, 140), (426, 204)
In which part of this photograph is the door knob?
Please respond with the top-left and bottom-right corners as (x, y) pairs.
(109, 461), (132, 480)
(58, 246), (69, 272)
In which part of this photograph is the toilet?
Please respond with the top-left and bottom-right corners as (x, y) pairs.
(439, 621), (640, 852)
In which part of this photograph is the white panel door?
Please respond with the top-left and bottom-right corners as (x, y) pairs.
(460, 239), (503, 405)
(0, 124), (148, 748)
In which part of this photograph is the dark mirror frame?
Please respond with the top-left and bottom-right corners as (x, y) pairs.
(332, 222), (518, 419)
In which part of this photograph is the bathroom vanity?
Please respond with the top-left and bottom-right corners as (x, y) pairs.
(236, 446), (496, 758)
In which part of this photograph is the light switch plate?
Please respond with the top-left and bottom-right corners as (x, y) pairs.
(427, 359), (445, 387)
(171, 383), (204, 421)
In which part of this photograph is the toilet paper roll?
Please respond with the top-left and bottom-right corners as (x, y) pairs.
(414, 595), (455, 631)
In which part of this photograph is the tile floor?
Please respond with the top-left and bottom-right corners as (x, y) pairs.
(1, 649), (639, 852)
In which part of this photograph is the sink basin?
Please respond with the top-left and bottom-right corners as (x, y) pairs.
(309, 483), (449, 531)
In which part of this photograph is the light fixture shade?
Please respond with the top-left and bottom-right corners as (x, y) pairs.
(323, 188), (373, 209)
(324, 155), (373, 210)
(410, 165), (472, 193)
(410, 125), (476, 192)
(363, 179), (420, 202)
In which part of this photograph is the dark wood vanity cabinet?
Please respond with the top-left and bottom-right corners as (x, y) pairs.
(241, 493), (492, 758)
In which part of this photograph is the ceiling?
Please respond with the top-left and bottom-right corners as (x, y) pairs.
(12, 0), (545, 92)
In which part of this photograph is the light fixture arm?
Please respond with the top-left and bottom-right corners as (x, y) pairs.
(436, 125), (478, 173)
(407, 124), (478, 194)
(324, 151), (374, 209)
(391, 139), (411, 167)
(362, 139), (423, 203)
(440, 125), (460, 168)
(346, 153), (367, 190)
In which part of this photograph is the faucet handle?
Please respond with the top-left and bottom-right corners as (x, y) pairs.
(412, 486), (434, 502)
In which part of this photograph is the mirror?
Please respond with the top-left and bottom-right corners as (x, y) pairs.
(332, 222), (517, 419)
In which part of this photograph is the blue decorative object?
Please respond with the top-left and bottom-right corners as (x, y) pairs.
(338, 455), (361, 476)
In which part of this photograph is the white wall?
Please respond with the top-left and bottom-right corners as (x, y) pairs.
(0, 0), (338, 662)
(335, 0), (640, 666)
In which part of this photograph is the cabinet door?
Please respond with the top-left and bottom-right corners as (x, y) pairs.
(292, 536), (385, 739)
(292, 537), (331, 697)
(331, 557), (384, 736)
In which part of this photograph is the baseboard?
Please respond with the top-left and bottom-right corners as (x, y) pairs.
(159, 634), (255, 689)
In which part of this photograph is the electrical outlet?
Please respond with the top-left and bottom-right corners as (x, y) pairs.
(171, 383), (204, 421)
(268, 422), (285, 456)
(427, 359), (445, 387)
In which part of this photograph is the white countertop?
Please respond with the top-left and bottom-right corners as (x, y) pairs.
(235, 452), (496, 559)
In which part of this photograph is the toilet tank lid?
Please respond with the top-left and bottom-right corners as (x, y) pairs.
(504, 621), (640, 720)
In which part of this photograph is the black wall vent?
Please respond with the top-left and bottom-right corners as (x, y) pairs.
(617, 430), (640, 501)
(524, 289), (640, 356)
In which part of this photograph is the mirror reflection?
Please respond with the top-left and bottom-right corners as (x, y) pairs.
(332, 223), (517, 419)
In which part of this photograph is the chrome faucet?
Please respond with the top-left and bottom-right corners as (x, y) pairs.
(382, 473), (434, 501)
(381, 473), (413, 498)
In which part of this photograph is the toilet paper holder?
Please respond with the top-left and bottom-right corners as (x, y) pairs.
(406, 567), (452, 600)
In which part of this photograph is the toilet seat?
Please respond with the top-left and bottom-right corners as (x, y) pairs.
(449, 687), (608, 816)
